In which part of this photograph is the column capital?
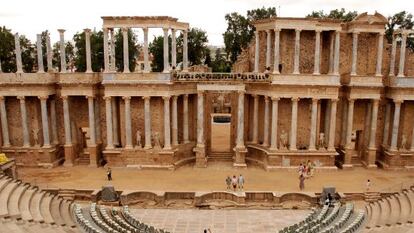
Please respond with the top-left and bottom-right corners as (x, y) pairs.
(103, 96), (112, 101)
(347, 98), (355, 103)
(264, 96), (270, 102)
(58, 29), (65, 34)
(85, 95), (95, 100)
(378, 32), (385, 36)
(352, 31), (360, 35)
(122, 96), (131, 101)
(61, 95), (69, 100)
(311, 98), (319, 103)
(315, 29), (322, 33)
(330, 98), (339, 103)
(271, 96), (280, 101)
(372, 99), (380, 104)
(17, 96), (25, 101)
(197, 90), (205, 95)
(142, 27), (148, 32)
(83, 28), (91, 34)
(184, 94), (189, 99)
(103, 27), (109, 33)
(393, 99), (404, 104)
(172, 95), (178, 101)
(252, 94), (258, 99)
(255, 30), (259, 35)
(162, 27), (169, 32)
(237, 90), (246, 95)
(265, 29), (271, 33)
(121, 27), (129, 33)
(291, 97), (300, 102)
(142, 96), (151, 100)
(162, 96), (171, 101)
(38, 96), (49, 101)
(0, 96), (4, 101)
(295, 29), (302, 33)
(274, 28), (281, 32)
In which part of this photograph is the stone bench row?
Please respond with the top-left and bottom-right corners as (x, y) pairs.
(74, 204), (103, 233)
(338, 211), (365, 233)
(121, 206), (168, 233)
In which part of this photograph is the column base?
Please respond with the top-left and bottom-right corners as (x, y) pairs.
(193, 145), (206, 168)
(364, 148), (377, 168)
(88, 145), (101, 167)
(63, 144), (74, 167)
(233, 146), (247, 167)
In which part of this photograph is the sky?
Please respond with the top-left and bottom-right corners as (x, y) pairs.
(0, 0), (412, 46)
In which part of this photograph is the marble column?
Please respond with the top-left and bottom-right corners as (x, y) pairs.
(293, 29), (301, 74)
(333, 31), (340, 75)
(313, 30), (321, 75)
(111, 98), (119, 146)
(163, 96), (171, 150)
(62, 96), (72, 145)
(351, 32), (359, 76)
(143, 27), (150, 72)
(328, 34), (334, 74)
(197, 91), (204, 147)
(390, 100), (402, 151)
(58, 29), (66, 73)
(172, 96), (178, 146)
(270, 97), (279, 150)
(262, 96), (270, 147)
(389, 34), (397, 77)
(252, 95), (259, 144)
(105, 96), (114, 149)
(39, 96), (50, 147)
(254, 30), (259, 73)
(171, 29), (177, 68)
(375, 33), (384, 76)
(265, 30), (271, 68)
(369, 99), (379, 149)
(290, 98), (299, 150)
(143, 96), (152, 149)
(122, 28), (130, 73)
(183, 94), (189, 143)
(50, 99), (58, 144)
(0, 97), (10, 147)
(411, 120), (414, 151)
(46, 34), (53, 72)
(309, 98), (318, 150)
(0, 56), (2, 73)
(84, 29), (93, 73)
(383, 102), (391, 146)
(103, 28), (110, 72)
(14, 33), (23, 73)
(18, 96), (30, 147)
(273, 29), (280, 74)
(163, 28), (169, 73)
(36, 34), (44, 73)
(236, 91), (245, 148)
(123, 96), (132, 148)
(87, 96), (96, 145)
(94, 98), (101, 143)
(110, 29), (116, 71)
(328, 99), (338, 151)
(397, 33), (407, 77)
(345, 99), (355, 148)
(183, 29), (189, 72)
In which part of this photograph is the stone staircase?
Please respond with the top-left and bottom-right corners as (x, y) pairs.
(364, 192), (382, 203)
(208, 151), (233, 162)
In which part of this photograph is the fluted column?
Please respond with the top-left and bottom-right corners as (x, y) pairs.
(290, 98), (299, 150)
(110, 29), (116, 71)
(87, 96), (96, 145)
(46, 33), (53, 72)
(397, 33), (407, 77)
(111, 98), (119, 146)
(183, 94), (189, 143)
(62, 96), (72, 145)
(36, 34), (44, 73)
(39, 96), (50, 147)
(15, 33), (23, 73)
(328, 99), (338, 151)
(254, 30), (259, 73)
(197, 91), (204, 147)
(345, 99), (355, 148)
(262, 96), (270, 147)
(171, 29), (177, 68)
(270, 97), (279, 150)
(313, 30), (321, 75)
(252, 95), (259, 144)
(183, 29), (188, 72)
(236, 91), (245, 148)
(163, 96), (171, 150)
(105, 96), (114, 149)
(58, 29), (66, 73)
(389, 34), (397, 77)
(50, 99), (58, 144)
(375, 33), (384, 76)
(163, 27), (169, 73)
(369, 99), (379, 149)
(273, 29), (280, 74)
(265, 30), (271, 68)
(309, 98), (318, 150)
(172, 96), (178, 146)
(333, 31), (340, 75)
(123, 96), (132, 148)
(18, 96), (30, 147)
(390, 100), (402, 151)
(143, 27), (150, 72)
(84, 29), (93, 73)
(328, 35), (334, 74)
(103, 28), (110, 72)
(122, 28), (130, 73)
(383, 102), (391, 145)
(143, 96), (152, 149)
(293, 29), (301, 74)
(0, 97), (10, 147)
(351, 32), (359, 76)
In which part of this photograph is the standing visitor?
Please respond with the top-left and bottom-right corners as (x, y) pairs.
(107, 168), (112, 181)
(299, 174), (305, 190)
(225, 176), (231, 190)
(298, 163), (304, 176)
(238, 174), (245, 191)
(307, 160), (314, 177)
(231, 175), (237, 192)
(366, 179), (371, 191)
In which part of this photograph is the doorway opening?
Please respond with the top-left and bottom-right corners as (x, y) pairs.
(210, 113), (231, 152)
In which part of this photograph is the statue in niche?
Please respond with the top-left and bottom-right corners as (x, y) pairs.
(400, 134), (407, 151)
(152, 131), (161, 149)
(135, 130), (142, 149)
(349, 131), (357, 150)
(32, 128), (39, 147)
(318, 133), (326, 150)
(279, 130), (288, 150)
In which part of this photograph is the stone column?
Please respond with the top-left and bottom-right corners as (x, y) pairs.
(290, 97), (299, 150)
(87, 96), (96, 145)
(0, 97), (10, 147)
(163, 96), (171, 150)
(105, 96), (114, 149)
(345, 99), (355, 148)
(103, 28), (110, 72)
(36, 34), (44, 73)
(18, 96), (30, 147)
(262, 96), (270, 147)
(58, 29), (66, 73)
(397, 33), (407, 77)
(84, 29), (93, 73)
(110, 29), (116, 71)
(265, 30), (271, 68)
(383, 102), (391, 145)
(94, 98), (101, 143)
(143, 27), (150, 72)
(39, 96), (50, 147)
(254, 30), (259, 73)
(0, 54), (2, 73)
(390, 100), (402, 151)
(389, 34), (397, 77)
(411, 121), (414, 151)
(333, 31), (340, 75)
(270, 97), (279, 150)
(14, 33), (23, 73)
(163, 27), (169, 73)
(351, 32), (359, 76)
(252, 95), (259, 144)
(328, 34), (334, 74)
(328, 99), (338, 151)
(122, 28), (130, 73)
(111, 98), (119, 146)
(375, 33), (384, 76)
(309, 98), (318, 150)
(236, 91), (245, 148)
(62, 96), (72, 145)
(369, 99), (379, 149)
(172, 96), (178, 146)
(50, 99), (58, 144)
(123, 96), (132, 148)
(143, 96), (152, 149)
(171, 29), (177, 68)
(293, 29), (301, 74)
(46, 34), (53, 72)
(183, 94), (189, 143)
(313, 30), (321, 75)
(197, 91), (205, 147)
(273, 29), (280, 74)
(183, 29), (189, 72)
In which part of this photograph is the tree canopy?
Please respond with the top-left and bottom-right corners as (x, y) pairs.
(306, 8), (358, 22)
(73, 30), (104, 72)
(385, 11), (414, 51)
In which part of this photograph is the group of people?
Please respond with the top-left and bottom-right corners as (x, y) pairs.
(298, 160), (315, 190)
(226, 174), (245, 191)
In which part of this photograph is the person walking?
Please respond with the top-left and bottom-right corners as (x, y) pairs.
(107, 167), (112, 181)
(299, 174), (305, 190)
(231, 175), (237, 192)
(298, 163), (304, 176)
(238, 174), (245, 191)
(225, 176), (231, 190)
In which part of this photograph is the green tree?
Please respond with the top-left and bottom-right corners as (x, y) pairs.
(114, 28), (139, 72)
(148, 35), (165, 72)
(73, 30), (104, 72)
(52, 41), (74, 72)
(39, 31), (49, 72)
(211, 48), (231, 72)
(0, 26), (17, 72)
(19, 35), (36, 72)
(306, 8), (358, 22)
(385, 11), (414, 51)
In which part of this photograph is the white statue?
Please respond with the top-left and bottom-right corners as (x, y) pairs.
(135, 130), (142, 148)
(152, 131), (161, 149)
(279, 130), (288, 150)
(400, 134), (407, 151)
(318, 133), (325, 150)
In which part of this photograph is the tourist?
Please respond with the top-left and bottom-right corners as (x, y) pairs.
(307, 160), (314, 177)
(225, 176), (231, 190)
(231, 175), (238, 191)
(366, 179), (371, 191)
(299, 174), (305, 190)
(107, 168), (112, 181)
(298, 163), (304, 175)
(238, 174), (245, 191)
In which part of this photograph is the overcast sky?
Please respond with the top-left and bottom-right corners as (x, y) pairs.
(0, 0), (412, 46)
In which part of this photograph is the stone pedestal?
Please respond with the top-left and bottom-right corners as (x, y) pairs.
(362, 149), (377, 169)
(342, 148), (354, 169)
(88, 144), (100, 167)
(233, 146), (247, 168)
(63, 145), (74, 167)
(194, 145), (207, 168)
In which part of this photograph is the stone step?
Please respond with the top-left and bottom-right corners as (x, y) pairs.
(8, 183), (29, 218)
(378, 198), (391, 225)
(406, 190), (414, 222)
(396, 192), (410, 224)
(50, 196), (66, 226)
(387, 195), (401, 225)
(0, 177), (12, 192)
(0, 180), (19, 217)
(19, 187), (37, 221)
(29, 190), (46, 222)
(39, 193), (55, 224)
(60, 200), (76, 228)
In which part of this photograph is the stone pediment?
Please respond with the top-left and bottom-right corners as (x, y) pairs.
(351, 12), (387, 25)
